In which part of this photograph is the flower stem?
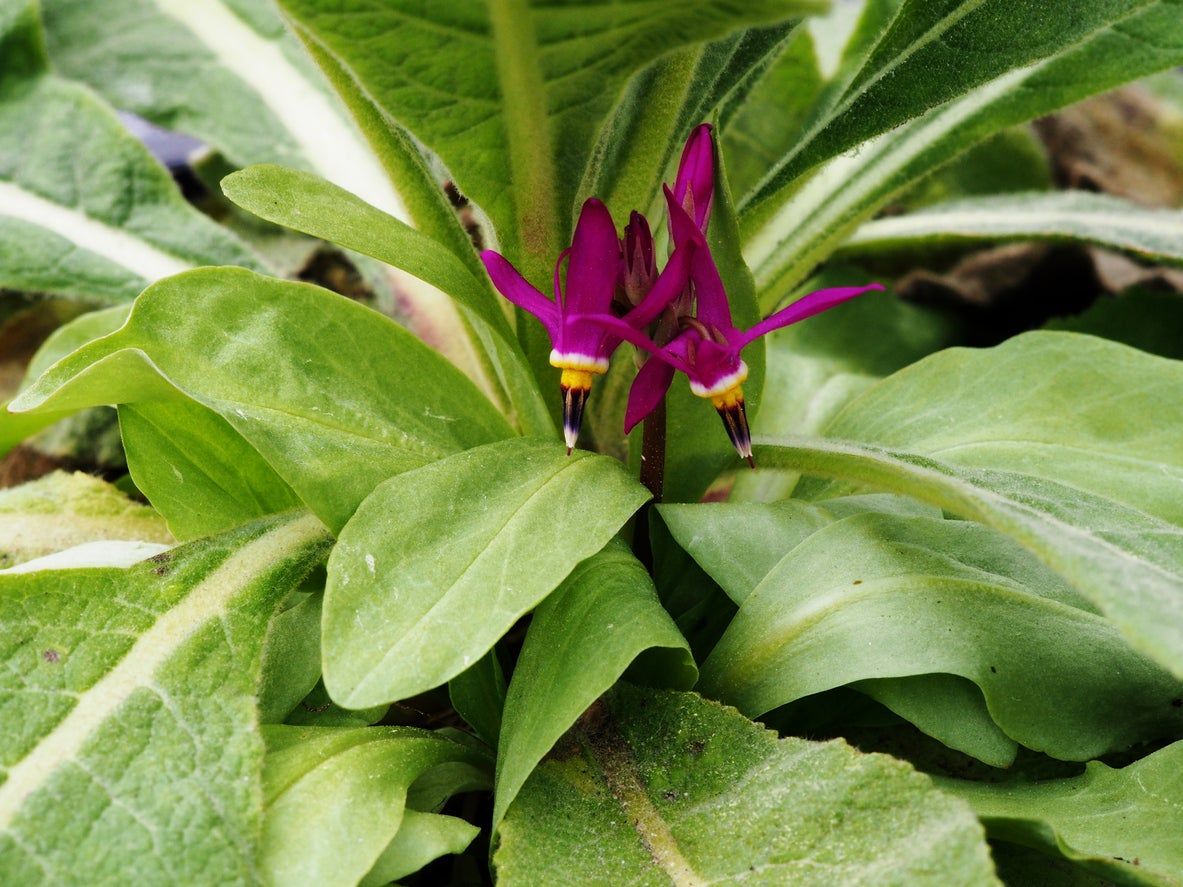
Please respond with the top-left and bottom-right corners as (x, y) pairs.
(634, 398), (666, 572)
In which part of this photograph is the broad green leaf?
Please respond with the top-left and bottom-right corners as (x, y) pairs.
(0, 511), (330, 883)
(843, 191), (1183, 263)
(752, 437), (1183, 680)
(40, 0), (407, 221)
(449, 649), (506, 748)
(277, 0), (824, 276)
(119, 399), (302, 541)
(259, 591), (323, 723)
(7, 268), (515, 533)
(495, 685), (996, 885)
(1045, 288), (1183, 361)
(813, 332), (1183, 525)
(323, 438), (650, 708)
(0, 471), (172, 568)
(21, 306), (130, 389)
(685, 503), (1183, 764)
(494, 539), (696, 829)
(0, 2), (264, 304)
(938, 741), (1183, 886)
(744, 1), (1183, 308)
(359, 809), (480, 887)
(743, 0), (1170, 216)
(259, 724), (488, 887)
(221, 164), (555, 436)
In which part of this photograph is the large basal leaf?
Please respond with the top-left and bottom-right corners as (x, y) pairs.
(673, 500), (1183, 765)
(0, 511), (331, 883)
(743, 0), (1171, 217)
(494, 539), (697, 829)
(843, 191), (1183, 265)
(937, 741), (1183, 886)
(753, 437), (1183, 680)
(7, 268), (514, 533)
(0, 1), (264, 304)
(0, 471), (172, 568)
(812, 332), (1183, 525)
(743, 1), (1183, 307)
(259, 724), (489, 887)
(495, 684), (996, 885)
(323, 438), (650, 708)
(277, 0), (823, 275)
(40, 0), (406, 221)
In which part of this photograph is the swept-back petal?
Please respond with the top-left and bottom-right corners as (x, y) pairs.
(672, 123), (714, 231)
(624, 356), (676, 433)
(735, 284), (884, 347)
(481, 250), (560, 338)
(564, 198), (620, 316)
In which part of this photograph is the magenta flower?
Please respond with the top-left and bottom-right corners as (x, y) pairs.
(481, 198), (694, 452)
(671, 123), (715, 232)
(592, 194), (883, 466)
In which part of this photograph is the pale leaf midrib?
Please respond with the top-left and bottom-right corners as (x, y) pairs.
(150, 0), (406, 221)
(0, 181), (194, 282)
(0, 513), (325, 832)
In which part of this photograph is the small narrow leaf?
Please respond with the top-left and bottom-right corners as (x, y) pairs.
(494, 539), (696, 829)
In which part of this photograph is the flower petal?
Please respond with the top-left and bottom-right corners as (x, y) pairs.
(481, 250), (560, 338)
(672, 123), (714, 231)
(564, 198), (620, 316)
(582, 314), (694, 374)
(624, 238), (696, 329)
(735, 284), (885, 347)
(624, 356), (676, 433)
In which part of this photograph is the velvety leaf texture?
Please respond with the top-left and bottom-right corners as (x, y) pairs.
(0, 511), (331, 883)
(323, 438), (650, 708)
(495, 685), (997, 885)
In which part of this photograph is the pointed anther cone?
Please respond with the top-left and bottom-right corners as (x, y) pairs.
(711, 388), (754, 468)
(561, 383), (591, 455)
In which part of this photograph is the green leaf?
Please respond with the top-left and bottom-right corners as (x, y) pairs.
(743, 0), (1173, 215)
(359, 809), (480, 887)
(743, 1), (1183, 308)
(323, 438), (650, 708)
(0, 2), (265, 304)
(681, 501), (1183, 765)
(494, 539), (696, 830)
(495, 685), (996, 885)
(752, 436), (1183, 680)
(40, 0), (408, 221)
(259, 724), (488, 887)
(222, 165), (511, 340)
(449, 649), (507, 748)
(259, 591), (323, 724)
(812, 332), (1183, 525)
(118, 399), (302, 541)
(0, 471), (172, 568)
(843, 191), (1183, 263)
(937, 741), (1183, 886)
(0, 511), (330, 883)
(277, 0), (824, 275)
(8, 268), (514, 533)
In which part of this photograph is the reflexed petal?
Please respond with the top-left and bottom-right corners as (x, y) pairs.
(672, 123), (714, 231)
(481, 250), (560, 338)
(565, 198), (620, 315)
(735, 284), (885, 347)
(583, 314), (694, 374)
(624, 356), (676, 433)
